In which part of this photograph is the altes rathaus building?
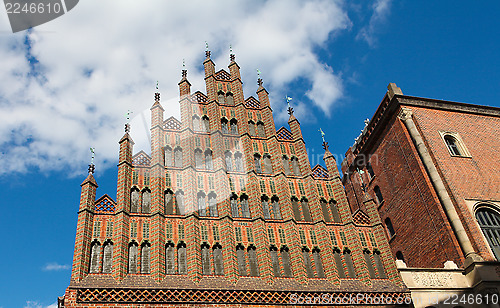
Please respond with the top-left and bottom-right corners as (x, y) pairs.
(58, 50), (412, 307)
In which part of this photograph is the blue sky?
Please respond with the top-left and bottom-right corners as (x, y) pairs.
(1, 1), (499, 307)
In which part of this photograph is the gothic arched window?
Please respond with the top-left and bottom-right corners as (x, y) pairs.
(385, 217), (395, 238)
(248, 245), (259, 276)
(476, 207), (500, 260)
(102, 241), (113, 274)
(270, 246), (281, 277)
(225, 151), (233, 172)
(230, 118), (238, 135)
(254, 154), (262, 173)
(302, 247), (314, 278)
(301, 197), (312, 222)
(320, 198), (331, 222)
(312, 248), (325, 278)
(164, 146), (173, 167)
(444, 135), (462, 156)
(128, 242), (138, 274)
(282, 155), (290, 175)
(192, 115), (201, 131)
(141, 242), (151, 274)
(263, 154), (273, 174)
(221, 118), (229, 134)
(234, 152), (243, 172)
(177, 242), (187, 274)
(367, 162), (375, 179)
(374, 186), (384, 205)
(261, 195), (271, 219)
(218, 91), (225, 104)
(248, 120), (256, 136)
(280, 246), (292, 277)
(373, 250), (386, 278)
(291, 156), (300, 176)
(201, 243), (211, 275)
(195, 149), (203, 169)
(208, 193), (218, 217)
(89, 241), (101, 273)
(205, 149), (213, 170)
(236, 244), (247, 276)
(241, 194), (250, 218)
(363, 249), (375, 278)
(230, 194), (239, 218)
(165, 242), (175, 274)
(226, 92), (234, 105)
(198, 192), (207, 216)
(130, 188), (140, 213)
(202, 115), (210, 132)
(174, 147), (183, 168)
(213, 244), (224, 275)
(333, 248), (346, 278)
(142, 189), (151, 214)
(271, 196), (282, 220)
(330, 199), (341, 223)
(165, 190), (174, 215)
(344, 249), (356, 278)
(291, 197), (302, 221)
(175, 190), (185, 215)
(256, 121), (265, 138)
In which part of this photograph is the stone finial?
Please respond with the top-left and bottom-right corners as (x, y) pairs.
(230, 53), (235, 62)
(181, 69), (187, 78)
(387, 83), (403, 99)
(88, 163), (95, 174)
(257, 78), (263, 87)
(88, 147), (95, 174)
(286, 96), (294, 115)
(205, 42), (211, 58)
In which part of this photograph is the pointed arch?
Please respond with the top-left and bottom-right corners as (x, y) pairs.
(201, 243), (211, 275)
(141, 189), (151, 214)
(320, 198), (331, 222)
(270, 246), (281, 277)
(221, 118), (229, 134)
(291, 156), (300, 175)
(177, 242), (187, 274)
(141, 241), (151, 274)
(312, 247), (325, 278)
(204, 149), (213, 170)
(240, 194), (250, 218)
(236, 244), (247, 276)
(165, 242), (175, 274)
(280, 246), (292, 277)
(248, 245), (259, 276)
(291, 196), (302, 221)
(261, 195), (271, 219)
(174, 147), (183, 168)
(102, 240), (113, 274)
(271, 195), (282, 220)
(363, 249), (375, 278)
(225, 151), (233, 171)
(128, 242), (138, 274)
(330, 199), (341, 223)
(282, 155), (290, 175)
(234, 152), (244, 172)
(248, 120), (256, 136)
(164, 189), (174, 215)
(192, 114), (201, 131)
(300, 197), (312, 222)
(197, 191), (207, 216)
(201, 115), (210, 132)
(130, 187), (140, 213)
(302, 247), (314, 278)
(230, 193), (239, 218)
(218, 90), (225, 104)
(213, 243), (224, 275)
(256, 121), (265, 138)
(164, 146), (173, 167)
(343, 248), (356, 278)
(194, 148), (203, 169)
(226, 92), (234, 105)
(333, 247), (346, 278)
(230, 118), (238, 134)
(263, 154), (273, 174)
(208, 192), (218, 217)
(254, 154), (262, 173)
(175, 190), (185, 215)
(89, 240), (101, 274)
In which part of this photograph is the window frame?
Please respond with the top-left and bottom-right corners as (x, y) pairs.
(439, 131), (471, 158)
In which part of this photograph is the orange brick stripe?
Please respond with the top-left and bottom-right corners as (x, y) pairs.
(76, 288), (410, 305)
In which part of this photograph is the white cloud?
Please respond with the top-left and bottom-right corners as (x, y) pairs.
(357, 0), (392, 46)
(42, 262), (70, 271)
(0, 0), (350, 175)
(24, 301), (57, 308)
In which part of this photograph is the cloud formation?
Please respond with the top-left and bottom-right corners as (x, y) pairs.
(24, 301), (57, 308)
(0, 0), (350, 175)
(42, 262), (70, 271)
(357, 0), (392, 46)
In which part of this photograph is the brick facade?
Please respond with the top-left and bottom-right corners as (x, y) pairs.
(59, 52), (409, 307)
(342, 84), (500, 268)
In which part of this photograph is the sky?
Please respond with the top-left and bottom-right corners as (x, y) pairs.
(0, 0), (499, 307)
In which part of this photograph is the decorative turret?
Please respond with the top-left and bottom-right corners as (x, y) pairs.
(321, 129), (340, 179)
(256, 75), (270, 109)
(228, 45), (241, 81)
(203, 42), (215, 78)
(286, 97), (303, 141)
(178, 61), (191, 97)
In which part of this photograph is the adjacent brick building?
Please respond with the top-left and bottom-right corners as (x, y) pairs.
(341, 83), (500, 270)
(58, 51), (410, 307)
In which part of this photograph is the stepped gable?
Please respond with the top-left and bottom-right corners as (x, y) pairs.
(352, 209), (371, 225)
(311, 164), (329, 179)
(245, 96), (260, 108)
(276, 126), (293, 141)
(163, 116), (181, 131)
(94, 194), (116, 213)
(132, 150), (151, 167)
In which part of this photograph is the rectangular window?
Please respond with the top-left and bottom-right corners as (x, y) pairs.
(143, 222), (150, 239)
(329, 231), (336, 245)
(165, 173), (171, 187)
(235, 227), (242, 242)
(263, 143), (268, 152)
(270, 181), (276, 194)
(175, 135), (180, 145)
(164, 135), (170, 145)
(221, 109), (226, 117)
(144, 172), (150, 186)
(203, 107), (207, 115)
(106, 221), (113, 238)
(359, 232), (367, 246)
(177, 174), (182, 188)
(268, 228), (275, 243)
(198, 176), (204, 189)
(201, 225), (208, 241)
(369, 233), (377, 247)
(230, 110), (235, 117)
(280, 144), (286, 153)
(316, 183), (324, 195)
(248, 112), (252, 119)
(178, 224), (185, 240)
(224, 139), (230, 149)
(195, 137), (201, 147)
(278, 228), (286, 243)
(209, 177), (215, 190)
(290, 145), (295, 154)
(289, 182), (296, 195)
(299, 230), (307, 245)
(326, 184), (334, 196)
(298, 182), (306, 195)
(166, 223), (172, 239)
(239, 178), (246, 191)
(132, 171), (139, 185)
(229, 177), (235, 191)
(93, 220), (101, 237)
(310, 229), (318, 245)
(213, 225), (220, 241)
(206, 137), (211, 147)
(253, 143), (259, 152)
(246, 227), (254, 243)
(131, 222), (137, 238)
(256, 113), (262, 120)
(234, 140), (240, 150)
(340, 231), (347, 246)
(259, 180), (266, 193)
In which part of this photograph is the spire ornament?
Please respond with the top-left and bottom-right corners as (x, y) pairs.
(205, 41), (211, 58)
(286, 96), (294, 115)
(229, 44), (235, 62)
(88, 147), (96, 174)
(257, 69), (263, 86)
(125, 110), (132, 133)
(319, 128), (329, 151)
(155, 81), (160, 102)
(181, 59), (187, 78)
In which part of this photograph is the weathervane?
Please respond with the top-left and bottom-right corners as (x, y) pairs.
(88, 147), (96, 174)
(286, 96), (294, 115)
(205, 41), (210, 58)
(229, 44), (235, 61)
(156, 81), (159, 90)
(319, 128), (326, 143)
(181, 59), (187, 78)
(125, 110), (133, 133)
(257, 69), (263, 86)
